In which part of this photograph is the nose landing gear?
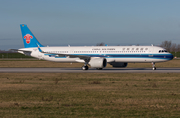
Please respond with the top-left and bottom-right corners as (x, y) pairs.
(152, 62), (156, 70)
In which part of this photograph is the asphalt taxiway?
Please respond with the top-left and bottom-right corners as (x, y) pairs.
(0, 68), (180, 73)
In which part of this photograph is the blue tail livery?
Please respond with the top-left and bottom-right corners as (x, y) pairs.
(20, 24), (44, 48)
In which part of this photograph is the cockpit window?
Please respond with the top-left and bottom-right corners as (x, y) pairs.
(159, 50), (168, 53)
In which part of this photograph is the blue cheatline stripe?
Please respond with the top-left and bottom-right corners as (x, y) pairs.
(44, 53), (173, 60)
(44, 54), (66, 58)
(44, 54), (57, 56)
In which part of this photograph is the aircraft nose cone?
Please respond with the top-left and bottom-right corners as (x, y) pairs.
(170, 53), (174, 60)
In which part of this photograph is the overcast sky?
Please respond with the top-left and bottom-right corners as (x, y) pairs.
(1, 0), (180, 50)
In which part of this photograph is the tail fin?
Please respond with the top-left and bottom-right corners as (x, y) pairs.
(20, 24), (44, 48)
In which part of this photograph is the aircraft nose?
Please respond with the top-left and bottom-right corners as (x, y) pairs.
(170, 53), (174, 60)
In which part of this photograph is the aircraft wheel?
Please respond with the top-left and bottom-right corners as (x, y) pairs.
(152, 62), (156, 71)
(85, 66), (89, 70)
(82, 66), (88, 70)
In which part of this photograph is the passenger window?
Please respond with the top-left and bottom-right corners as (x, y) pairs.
(136, 48), (139, 50)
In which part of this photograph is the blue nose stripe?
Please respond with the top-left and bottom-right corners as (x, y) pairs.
(169, 54), (174, 60)
(165, 54), (174, 60)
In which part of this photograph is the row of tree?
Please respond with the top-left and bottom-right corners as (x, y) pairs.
(96, 41), (180, 52)
(160, 41), (180, 52)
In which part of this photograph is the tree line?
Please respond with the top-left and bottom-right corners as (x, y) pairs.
(160, 41), (180, 52)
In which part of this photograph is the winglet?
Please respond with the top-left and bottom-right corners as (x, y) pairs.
(37, 44), (44, 53)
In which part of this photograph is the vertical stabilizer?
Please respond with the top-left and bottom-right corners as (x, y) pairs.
(20, 24), (44, 48)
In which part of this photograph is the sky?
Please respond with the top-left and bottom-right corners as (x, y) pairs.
(0, 0), (180, 50)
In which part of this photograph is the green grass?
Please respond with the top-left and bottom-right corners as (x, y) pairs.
(0, 53), (33, 58)
(0, 73), (180, 117)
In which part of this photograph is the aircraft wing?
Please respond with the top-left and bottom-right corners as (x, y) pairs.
(44, 52), (90, 60)
(37, 47), (90, 60)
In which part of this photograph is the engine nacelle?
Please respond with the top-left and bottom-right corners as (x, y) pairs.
(89, 58), (107, 68)
(109, 62), (128, 68)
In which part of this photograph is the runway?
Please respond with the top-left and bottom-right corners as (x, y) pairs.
(0, 68), (180, 73)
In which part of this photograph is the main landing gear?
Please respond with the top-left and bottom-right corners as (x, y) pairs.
(82, 62), (89, 70)
(152, 62), (156, 70)
(82, 65), (89, 70)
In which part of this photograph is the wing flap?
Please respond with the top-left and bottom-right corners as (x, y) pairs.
(46, 53), (90, 60)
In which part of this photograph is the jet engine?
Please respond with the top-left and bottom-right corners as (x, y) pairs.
(109, 62), (128, 68)
(89, 58), (107, 68)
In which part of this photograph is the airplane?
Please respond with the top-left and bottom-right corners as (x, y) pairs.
(12, 24), (174, 70)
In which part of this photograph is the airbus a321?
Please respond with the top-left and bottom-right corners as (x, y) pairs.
(12, 24), (174, 70)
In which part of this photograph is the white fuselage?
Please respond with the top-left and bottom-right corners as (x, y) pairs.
(18, 45), (173, 63)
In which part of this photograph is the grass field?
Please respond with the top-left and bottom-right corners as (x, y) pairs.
(0, 59), (180, 117)
(0, 59), (180, 68)
(0, 73), (180, 117)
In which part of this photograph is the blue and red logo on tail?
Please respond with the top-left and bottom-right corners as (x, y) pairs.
(24, 34), (33, 44)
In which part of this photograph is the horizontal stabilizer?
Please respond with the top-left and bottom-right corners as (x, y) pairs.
(10, 49), (32, 53)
